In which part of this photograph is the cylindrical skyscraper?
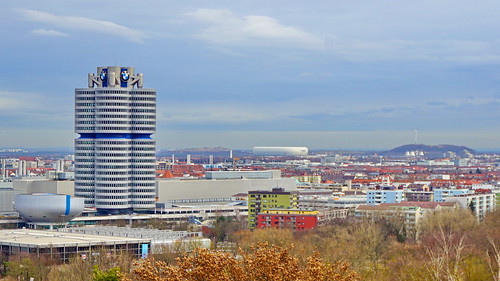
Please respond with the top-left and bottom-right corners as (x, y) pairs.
(75, 66), (156, 215)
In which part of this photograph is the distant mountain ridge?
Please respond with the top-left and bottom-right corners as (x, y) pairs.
(383, 144), (476, 157)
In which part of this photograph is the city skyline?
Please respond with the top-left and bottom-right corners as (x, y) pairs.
(1, 1), (499, 150)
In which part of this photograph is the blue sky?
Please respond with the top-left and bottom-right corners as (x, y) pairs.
(0, 1), (499, 150)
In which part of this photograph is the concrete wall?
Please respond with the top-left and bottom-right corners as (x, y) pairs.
(0, 189), (21, 212)
(157, 178), (297, 203)
(12, 180), (74, 196)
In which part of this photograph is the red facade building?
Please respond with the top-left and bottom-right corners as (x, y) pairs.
(257, 209), (318, 231)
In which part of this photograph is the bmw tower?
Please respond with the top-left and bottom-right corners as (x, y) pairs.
(75, 66), (156, 214)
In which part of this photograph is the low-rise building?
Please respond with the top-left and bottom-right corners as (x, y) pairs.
(355, 204), (421, 238)
(405, 191), (434, 202)
(248, 188), (298, 229)
(445, 191), (496, 221)
(355, 201), (458, 239)
(366, 189), (404, 205)
(0, 229), (150, 262)
(257, 209), (318, 230)
(58, 226), (210, 253)
(434, 189), (471, 202)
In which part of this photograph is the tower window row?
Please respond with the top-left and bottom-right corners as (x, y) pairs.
(132, 90), (156, 93)
(94, 121), (156, 125)
(76, 115), (96, 119)
(131, 159), (156, 163)
(95, 165), (129, 169)
(132, 189), (156, 193)
(76, 159), (95, 162)
(76, 153), (95, 156)
(76, 140), (95, 144)
(76, 146), (95, 150)
(75, 165), (94, 168)
(96, 183), (129, 187)
(94, 127), (155, 131)
(94, 147), (155, 151)
(95, 153), (155, 157)
(96, 195), (129, 200)
(96, 159), (129, 163)
(95, 114), (128, 119)
(97, 201), (129, 206)
(76, 127), (95, 131)
(75, 183), (94, 187)
(97, 108), (129, 113)
(96, 177), (132, 181)
(96, 96), (130, 101)
(95, 189), (129, 193)
(96, 114), (156, 118)
(132, 183), (156, 187)
(96, 90), (130, 94)
(75, 90), (95, 95)
(92, 96), (156, 101)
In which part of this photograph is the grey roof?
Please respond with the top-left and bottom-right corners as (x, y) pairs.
(0, 229), (149, 247)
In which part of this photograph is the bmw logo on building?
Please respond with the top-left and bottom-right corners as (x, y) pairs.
(121, 70), (130, 82)
(99, 70), (107, 81)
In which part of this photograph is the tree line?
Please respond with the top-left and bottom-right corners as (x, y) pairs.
(0, 208), (498, 280)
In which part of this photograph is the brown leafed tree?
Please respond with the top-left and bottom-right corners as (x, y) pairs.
(130, 242), (359, 281)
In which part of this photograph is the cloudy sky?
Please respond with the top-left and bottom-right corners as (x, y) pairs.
(0, 1), (499, 150)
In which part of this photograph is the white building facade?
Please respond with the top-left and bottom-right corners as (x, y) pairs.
(75, 66), (156, 214)
(367, 190), (404, 205)
(445, 192), (496, 221)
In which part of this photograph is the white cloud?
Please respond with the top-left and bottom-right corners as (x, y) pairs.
(299, 72), (314, 77)
(0, 90), (72, 118)
(158, 103), (280, 124)
(327, 38), (497, 62)
(185, 9), (324, 48)
(19, 9), (148, 43)
(183, 9), (496, 62)
(32, 28), (69, 37)
(299, 72), (332, 77)
(0, 91), (39, 111)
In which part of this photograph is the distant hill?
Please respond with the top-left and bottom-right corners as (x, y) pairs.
(383, 144), (476, 158)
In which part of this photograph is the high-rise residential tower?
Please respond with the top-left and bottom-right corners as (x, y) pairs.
(75, 66), (156, 214)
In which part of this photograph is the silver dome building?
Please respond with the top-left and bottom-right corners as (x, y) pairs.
(15, 193), (85, 224)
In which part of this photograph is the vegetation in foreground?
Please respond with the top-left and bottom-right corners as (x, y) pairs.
(0, 208), (498, 280)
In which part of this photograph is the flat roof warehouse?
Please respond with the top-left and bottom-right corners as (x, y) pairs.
(0, 229), (150, 262)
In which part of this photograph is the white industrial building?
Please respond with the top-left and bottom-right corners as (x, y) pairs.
(205, 170), (282, 180)
(0, 187), (21, 214)
(5, 174), (296, 210)
(252, 146), (308, 156)
(156, 177), (297, 205)
(13, 178), (74, 196)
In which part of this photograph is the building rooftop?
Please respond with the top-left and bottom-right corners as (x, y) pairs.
(0, 229), (149, 247)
